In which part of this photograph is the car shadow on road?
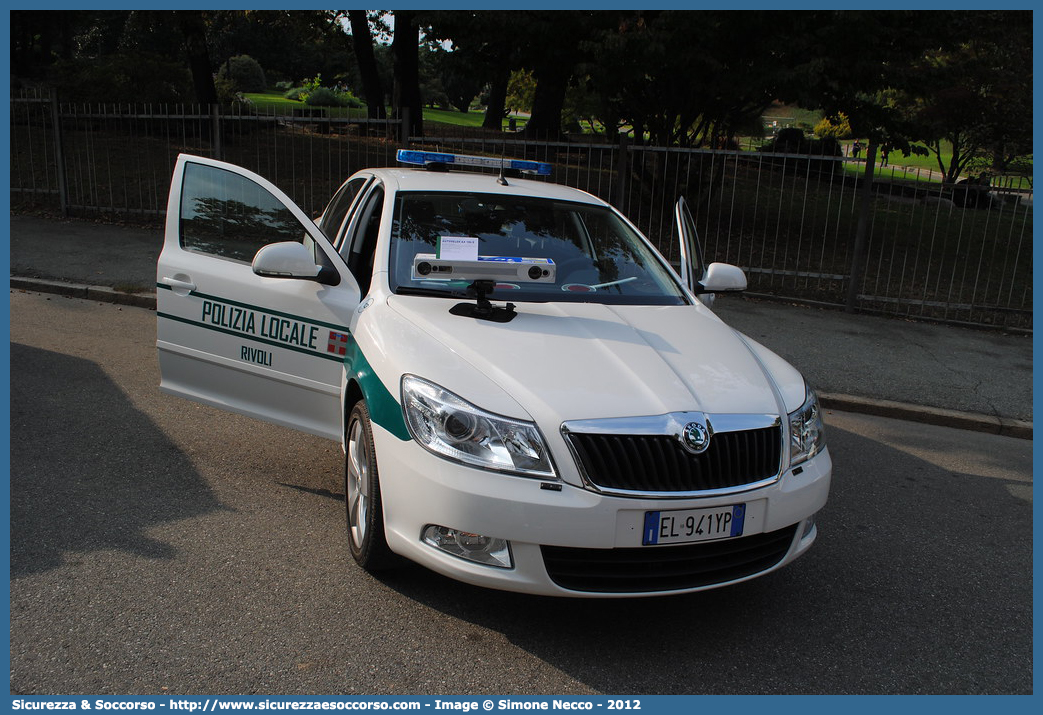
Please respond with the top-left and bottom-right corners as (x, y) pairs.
(9, 343), (226, 578)
(368, 417), (1032, 694)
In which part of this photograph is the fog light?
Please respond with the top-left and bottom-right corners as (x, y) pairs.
(422, 525), (513, 569)
(801, 514), (817, 540)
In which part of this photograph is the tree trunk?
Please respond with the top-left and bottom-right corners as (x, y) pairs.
(176, 11), (218, 107)
(392, 10), (423, 138)
(946, 140), (962, 184)
(348, 11), (386, 120)
(523, 66), (567, 138)
(482, 65), (509, 131)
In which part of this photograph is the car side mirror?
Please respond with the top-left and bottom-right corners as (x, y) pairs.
(252, 242), (338, 285)
(697, 262), (747, 293)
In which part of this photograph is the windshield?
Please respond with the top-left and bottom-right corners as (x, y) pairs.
(389, 192), (687, 305)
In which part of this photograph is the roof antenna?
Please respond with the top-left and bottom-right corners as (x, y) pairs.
(497, 141), (509, 186)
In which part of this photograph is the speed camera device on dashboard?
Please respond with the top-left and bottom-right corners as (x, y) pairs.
(412, 254), (557, 283)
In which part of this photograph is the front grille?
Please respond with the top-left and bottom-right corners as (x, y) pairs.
(541, 525), (798, 593)
(566, 426), (781, 494)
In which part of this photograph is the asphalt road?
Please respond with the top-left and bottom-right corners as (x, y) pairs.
(9, 291), (1033, 695)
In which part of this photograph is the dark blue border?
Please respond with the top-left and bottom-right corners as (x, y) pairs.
(2, 7), (13, 712)
(4, 4), (1038, 707)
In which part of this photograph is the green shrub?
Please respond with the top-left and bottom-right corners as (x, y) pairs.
(814, 112), (853, 140)
(283, 75), (321, 102)
(216, 55), (267, 94)
(304, 87), (347, 108)
(284, 74), (364, 108)
(215, 76), (237, 104)
(336, 90), (364, 109)
(215, 76), (253, 108)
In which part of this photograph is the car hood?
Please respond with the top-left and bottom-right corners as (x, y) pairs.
(385, 296), (804, 426)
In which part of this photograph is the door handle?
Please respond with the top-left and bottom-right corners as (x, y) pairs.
(160, 276), (196, 295)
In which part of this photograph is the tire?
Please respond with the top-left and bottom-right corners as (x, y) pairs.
(345, 401), (396, 571)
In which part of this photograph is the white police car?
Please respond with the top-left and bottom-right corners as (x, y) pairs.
(157, 150), (831, 597)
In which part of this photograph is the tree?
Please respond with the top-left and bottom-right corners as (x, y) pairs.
(431, 10), (613, 136)
(392, 10), (424, 137)
(347, 10), (387, 119)
(23, 10), (199, 103)
(437, 48), (483, 113)
(904, 11), (1032, 183)
(12, 10), (103, 77)
(205, 11), (351, 87)
(417, 45), (450, 109)
(585, 11), (796, 146)
(175, 11), (218, 105)
(424, 11), (521, 130)
(517, 11), (612, 137)
(13, 9), (368, 106)
(780, 12), (941, 152)
(505, 70), (535, 115)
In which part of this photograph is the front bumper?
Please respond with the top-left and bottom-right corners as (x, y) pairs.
(373, 424), (832, 597)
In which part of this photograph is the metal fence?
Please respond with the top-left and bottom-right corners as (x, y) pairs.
(11, 90), (1032, 330)
(11, 89), (404, 219)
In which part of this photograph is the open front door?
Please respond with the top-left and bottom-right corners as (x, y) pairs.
(673, 196), (706, 293)
(156, 154), (361, 441)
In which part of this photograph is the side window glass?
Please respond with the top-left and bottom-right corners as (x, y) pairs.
(180, 162), (303, 262)
(347, 185), (385, 295)
(682, 206), (705, 276)
(673, 200), (705, 278)
(318, 176), (369, 245)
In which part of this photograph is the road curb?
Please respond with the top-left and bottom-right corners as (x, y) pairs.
(819, 392), (1032, 440)
(10, 274), (1032, 440)
(10, 276), (157, 310)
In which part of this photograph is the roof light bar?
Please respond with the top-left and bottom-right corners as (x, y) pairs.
(396, 149), (552, 176)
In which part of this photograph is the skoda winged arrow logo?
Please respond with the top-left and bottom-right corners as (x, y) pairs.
(681, 421), (711, 454)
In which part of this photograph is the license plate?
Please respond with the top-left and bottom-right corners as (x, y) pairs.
(642, 504), (746, 545)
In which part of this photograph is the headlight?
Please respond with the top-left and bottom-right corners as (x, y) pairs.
(788, 386), (825, 467)
(401, 375), (556, 479)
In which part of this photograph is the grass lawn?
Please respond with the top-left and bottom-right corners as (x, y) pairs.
(243, 91), (306, 110)
(423, 107), (530, 131)
(845, 140), (953, 176)
(422, 107), (487, 127)
(841, 161), (944, 184)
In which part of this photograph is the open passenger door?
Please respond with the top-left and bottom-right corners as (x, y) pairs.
(674, 196), (706, 294)
(673, 196), (747, 305)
